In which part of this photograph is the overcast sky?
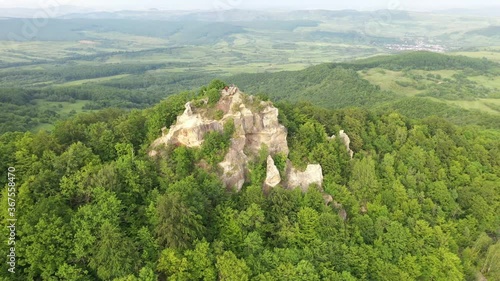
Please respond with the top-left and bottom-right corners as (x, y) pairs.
(0, 0), (498, 11)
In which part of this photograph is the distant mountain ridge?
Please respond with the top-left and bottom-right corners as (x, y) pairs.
(0, 5), (96, 18)
(1, 8), (410, 21)
(435, 7), (500, 17)
(1, 6), (498, 20)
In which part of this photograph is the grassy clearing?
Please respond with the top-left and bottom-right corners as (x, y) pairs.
(468, 75), (500, 90)
(360, 66), (500, 115)
(360, 68), (422, 96)
(55, 74), (131, 87)
(450, 51), (500, 63)
(32, 123), (55, 132)
(446, 99), (500, 115)
(31, 99), (95, 132)
(35, 99), (91, 116)
(411, 69), (458, 79)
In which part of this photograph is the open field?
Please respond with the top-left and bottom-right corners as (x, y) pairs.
(28, 99), (95, 132)
(451, 50), (500, 63)
(360, 68), (479, 94)
(34, 99), (91, 115)
(469, 75), (500, 89)
(55, 74), (131, 87)
(360, 68), (423, 96)
(447, 98), (500, 115)
(360, 62), (500, 115)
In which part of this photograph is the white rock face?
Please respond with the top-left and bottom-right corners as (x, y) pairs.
(218, 90), (289, 190)
(150, 86), (324, 192)
(331, 130), (354, 159)
(150, 87), (289, 191)
(150, 102), (222, 149)
(264, 155), (281, 188)
(219, 135), (247, 191)
(285, 160), (323, 191)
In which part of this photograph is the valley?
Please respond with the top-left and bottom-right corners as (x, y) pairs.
(1, 10), (500, 133)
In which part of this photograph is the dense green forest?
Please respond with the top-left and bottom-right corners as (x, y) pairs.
(1, 10), (500, 280)
(232, 64), (392, 107)
(0, 81), (498, 280)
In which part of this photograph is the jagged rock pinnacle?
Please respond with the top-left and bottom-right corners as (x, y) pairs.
(150, 86), (324, 191)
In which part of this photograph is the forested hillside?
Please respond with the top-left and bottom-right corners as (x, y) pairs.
(232, 52), (500, 129)
(1, 52), (499, 134)
(0, 68), (214, 133)
(231, 64), (395, 108)
(340, 51), (498, 71)
(0, 81), (498, 280)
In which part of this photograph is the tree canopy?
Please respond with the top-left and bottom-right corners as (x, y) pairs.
(0, 80), (499, 280)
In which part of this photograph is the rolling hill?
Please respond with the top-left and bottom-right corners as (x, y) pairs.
(230, 52), (500, 128)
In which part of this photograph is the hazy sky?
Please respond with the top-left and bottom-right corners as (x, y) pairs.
(0, 0), (498, 11)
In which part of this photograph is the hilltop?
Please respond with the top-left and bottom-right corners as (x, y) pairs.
(1, 6), (500, 279)
(0, 80), (499, 279)
(147, 85), (354, 192)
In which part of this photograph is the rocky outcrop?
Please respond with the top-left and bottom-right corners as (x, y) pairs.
(219, 135), (247, 191)
(323, 194), (334, 205)
(330, 130), (354, 159)
(219, 160), (246, 191)
(150, 102), (222, 149)
(264, 155), (281, 188)
(284, 160), (323, 191)
(332, 201), (348, 221)
(229, 96), (289, 157)
(150, 87), (289, 191)
(218, 89), (289, 190)
(150, 86), (325, 192)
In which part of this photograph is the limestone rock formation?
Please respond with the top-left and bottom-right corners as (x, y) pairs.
(219, 135), (247, 191)
(330, 130), (354, 159)
(323, 194), (333, 204)
(285, 160), (323, 191)
(150, 102), (222, 149)
(219, 158), (246, 191)
(150, 86), (325, 192)
(264, 155), (281, 188)
(150, 86), (289, 191)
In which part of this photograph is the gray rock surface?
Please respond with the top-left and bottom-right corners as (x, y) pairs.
(150, 86), (326, 192)
(150, 87), (289, 191)
(285, 160), (323, 191)
(331, 130), (354, 159)
(264, 155), (281, 188)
